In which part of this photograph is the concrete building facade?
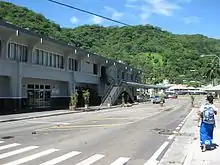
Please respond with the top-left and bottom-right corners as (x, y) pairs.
(0, 21), (142, 114)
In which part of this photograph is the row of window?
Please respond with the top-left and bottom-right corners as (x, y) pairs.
(8, 42), (28, 62)
(3, 42), (140, 80)
(121, 72), (139, 82)
(32, 49), (64, 69)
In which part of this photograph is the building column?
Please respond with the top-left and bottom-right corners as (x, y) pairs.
(64, 51), (71, 71)
(10, 60), (22, 111)
(68, 74), (73, 96)
(68, 72), (76, 96)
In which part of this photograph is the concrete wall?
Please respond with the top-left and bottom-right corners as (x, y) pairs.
(81, 60), (93, 74)
(0, 76), (10, 97)
(74, 71), (100, 84)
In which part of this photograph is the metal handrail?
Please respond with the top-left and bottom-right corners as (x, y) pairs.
(100, 79), (129, 106)
(101, 83), (114, 104)
(100, 77), (117, 105)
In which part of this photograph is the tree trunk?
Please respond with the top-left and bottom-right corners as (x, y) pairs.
(212, 79), (215, 86)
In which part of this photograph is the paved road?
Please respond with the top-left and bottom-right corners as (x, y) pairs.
(0, 98), (190, 165)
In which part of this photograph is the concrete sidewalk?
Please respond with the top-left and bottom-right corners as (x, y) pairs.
(184, 112), (220, 165)
(159, 99), (220, 165)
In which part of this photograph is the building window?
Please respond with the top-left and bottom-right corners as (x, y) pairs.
(68, 58), (78, 71)
(32, 49), (38, 64)
(8, 42), (27, 62)
(68, 58), (74, 71)
(74, 59), (78, 71)
(49, 53), (52, 67)
(58, 55), (64, 69)
(39, 50), (43, 65)
(131, 74), (134, 81)
(122, 72), (125, 80)
(52, 54), (55, 67)
(20, 45), (28, 62)
(43, 52), (48, 66)
(55, 55), (59, 68)
(93, 64), (97, 75)
(8, 43), (16, 60)
(0, 40), (1, 57)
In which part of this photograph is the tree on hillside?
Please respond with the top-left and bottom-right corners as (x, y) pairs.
(204, 63), (220, 86)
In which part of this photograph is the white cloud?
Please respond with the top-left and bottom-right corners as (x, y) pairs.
(92, 16), (104, 24)
(70, 16), (78, 24)
(146, 0), (180, 17)
(125, 0), (181, 22)
(183, 16), (201, 24)
(177, 0), (192, 3)
(104, 6), (124, 20)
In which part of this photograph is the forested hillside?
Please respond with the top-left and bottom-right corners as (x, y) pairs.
(1, 1), (220, 86)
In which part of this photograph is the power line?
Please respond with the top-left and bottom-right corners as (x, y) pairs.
(47, 0), (131, 26)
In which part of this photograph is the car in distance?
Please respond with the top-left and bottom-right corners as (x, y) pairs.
(167, 93), (178, 99)
(152, 95), (165, 104)
(165, 91), (178, 99)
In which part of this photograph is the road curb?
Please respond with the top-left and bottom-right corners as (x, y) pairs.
(0, 105), (126, 123)
(0, 111), (78, 123)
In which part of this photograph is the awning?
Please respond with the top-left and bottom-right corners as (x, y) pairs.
(125, 81), (169, 89)
(204, 85), (220, 91)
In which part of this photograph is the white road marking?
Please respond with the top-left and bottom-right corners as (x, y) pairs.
(75, 154), (105, 165)
(0, 146), (39, 159)
(3, 148), (58, 165)
(183, 140), (197, 165)
(0, 141), (4, 143)
(39, 151), (81, 165)
(144, 141), (169, 165)
(109, 157), (130, 165)
(176, 127), (181, 130)
(27, 121), (70, 125)
(172, 130), (178, 134)
(168, 135), (174, 140)
(183, 108), (194, 123)
(0, 143), (21, 150)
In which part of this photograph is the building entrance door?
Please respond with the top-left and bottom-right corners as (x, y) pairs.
(27, 84), (51, 109)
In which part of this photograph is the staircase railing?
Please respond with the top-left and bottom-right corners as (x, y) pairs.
(100, 83), (114, 105)
(108, 80), (124, 105)
(100, 79), (135, 106)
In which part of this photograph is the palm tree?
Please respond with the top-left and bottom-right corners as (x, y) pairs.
(204, 62), (220, 86)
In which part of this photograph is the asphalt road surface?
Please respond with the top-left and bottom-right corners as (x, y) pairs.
(0, 98), (191, 165)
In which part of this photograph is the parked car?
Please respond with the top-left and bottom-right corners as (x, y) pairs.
(152, 96), (165, 104)
(167, 93), (178, 99)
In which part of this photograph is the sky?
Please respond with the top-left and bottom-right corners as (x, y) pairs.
(5, 0), (220, 39)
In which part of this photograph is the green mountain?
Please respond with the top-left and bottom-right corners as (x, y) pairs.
(1, 1), (220, 86)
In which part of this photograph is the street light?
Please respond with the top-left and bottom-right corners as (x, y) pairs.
(200, 54), (220, 67)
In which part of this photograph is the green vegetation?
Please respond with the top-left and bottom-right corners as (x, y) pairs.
(1, 1), (220, 86)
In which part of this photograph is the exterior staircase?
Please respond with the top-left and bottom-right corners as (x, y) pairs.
(100, 80), (134, 107)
